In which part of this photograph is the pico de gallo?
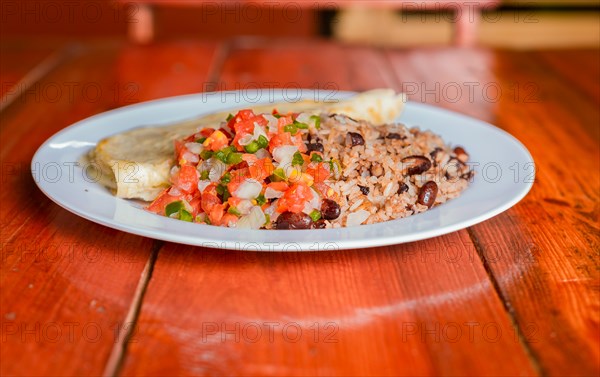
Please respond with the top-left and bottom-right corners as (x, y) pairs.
(147, 109), (342, 229)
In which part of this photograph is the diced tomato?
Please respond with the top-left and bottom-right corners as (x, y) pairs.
(203, 130), (229, 151)
(268, 132), (293, 152)
(227, 196), (244, 208)
(306, 162), (330, 183)
(147, 188), (182, 214)
(218, 213), (239, 227)
(174, 140), (186, 161)
(173, 164), (199, 194)
(249, 158), (274, 181)
(231, 115), (267, 150)
(292, 134), (307, 152)
(189, 195), (202, 216)
(227, 168), (250, 194)
(277, 182), (313, 213)
(267, 181), (289, 192)
(208, 205), (226, 225)
(201, 183), (222, 213)
(199, 128), (215, 138)
(228, 109), (255, 129)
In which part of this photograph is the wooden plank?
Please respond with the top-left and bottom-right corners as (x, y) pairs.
(469, 51), (600, 377)
(386, 48), (599, 375)
(0, 40), (221, 376)
(119, 40), (537, 376)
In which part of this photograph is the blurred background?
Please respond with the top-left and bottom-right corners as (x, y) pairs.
(1, 0), (599, 48)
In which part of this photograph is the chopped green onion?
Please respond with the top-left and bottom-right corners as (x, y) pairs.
(216, 184), (231, 202)
(273, 113), (281, 119)
(271, 168), (286, 182)
(226, 152), (243, 165)
(196, 137), (207, 143)
(244, 141), (260, 153)
(227, 207), (241, 216)
(310, 153), (323, 163)
(221, 172), (231, 183)
(294, 121), (309, 129)
(292, 151), (304, 166)
(283, 124), (297, 135)
(309, 209), (321, 222)
(200, 170), (210, 180)
(200, 150), (213, 160)
(264, 213), (271, 226)
(214, 146), (239, 164)
(257, 135), (269, 149)
(226, 113), (234, 121)
(165, 201), (184, 217)
(256, 194), (267, 206)
(310, 115), (321, 129)
(179, 209), (193, 222)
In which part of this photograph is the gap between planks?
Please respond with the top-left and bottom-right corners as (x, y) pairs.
(102, 240), (163, 377)
(466, 227), (544, 376)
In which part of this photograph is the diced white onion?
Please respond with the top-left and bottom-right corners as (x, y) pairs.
(263, 114), (279, 131)
(197, 180), (211, 192)
(182, 151), (199, 164)
(238, 122), (269, 146)
(264, 201), (280, 221)
(264, 187), (284, 199)
(238, 133), (254, 146)
(295, 112), (312, 124)
(185, 142), (204, 154)
(236, 199), (254, 215)
(346, 210), (370, 226)
(234, 179), (263, 200)
(235, 206), (266, 229)
(199, 158), (227, 182)
(302, 187), (320, 214)
(273, 145), (298, 171)
(255, 148), (271, 160)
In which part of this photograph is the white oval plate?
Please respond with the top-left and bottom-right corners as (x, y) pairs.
(32, 89), (534, 251)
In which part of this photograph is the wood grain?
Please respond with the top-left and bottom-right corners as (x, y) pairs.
(0, 40), (219, 376)
(2, 38), (598, 376)
(118, 39), (537, 376)
(0, 42), (151, 376)
(386, 48), (600, 376)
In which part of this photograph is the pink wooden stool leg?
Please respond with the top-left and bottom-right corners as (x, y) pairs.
(129, 3), (154, 44)
(454, 6), (481, 47)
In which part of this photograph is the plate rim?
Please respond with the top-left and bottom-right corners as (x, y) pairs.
(32, 89), (535, 251)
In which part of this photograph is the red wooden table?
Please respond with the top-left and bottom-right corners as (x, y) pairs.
(1, 38), (598, 376)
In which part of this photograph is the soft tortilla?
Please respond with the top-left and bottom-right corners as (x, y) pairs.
(88, 89), (406, 201)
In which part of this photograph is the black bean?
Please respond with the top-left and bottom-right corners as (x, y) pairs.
(321, 199), (341, 220)
(346, 132), (365, 147)
(418, 181), (438, 208)
(401, 155), (432, 176)
(453, 146), (469, 162)
(312, 219), (327, 229)
(275, 212), (313, 229)
(397, 183), (409, 194)
(306, 142), (324, 153)
(386, 133), (403, 140)
(358, 185), (370, 195)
